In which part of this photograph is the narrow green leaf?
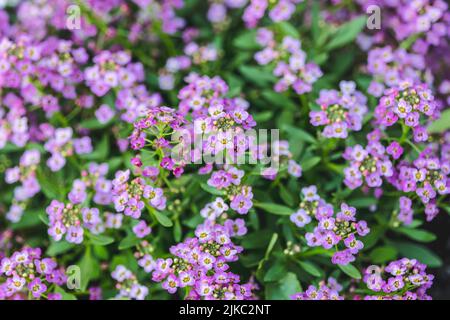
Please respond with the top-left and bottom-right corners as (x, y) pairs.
(369, 246), (398, 264)
(301, 157), (321, 171)
(325, 16), (366, 51)
(254, 202), (293, 215)
(46, 241), (75, 256)
(348, 197), (377, 208)
(298, 260), (321, 277)
(54, 286), (77, 300)
(239, 65), (276, 86)
(338, 263), (362, 279)
(118, 234), (141, 250)
(395, 227), (436, 243)
(200, 183), (225, 196)
(233, 29), (260, 50)
(79, 247), (98, 291)
(88, 233), (114, 246)
(11, 210), (42, 230)
(279, 184), (295, 207)
(282, 124), (317, 144)
(152, 210), (173, 227)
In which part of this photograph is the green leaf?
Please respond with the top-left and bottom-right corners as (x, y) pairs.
(264, 233), (278, 260)
(369, 246), (398, 264)
(348, 197), (377, 208)
(265, 272), (302, 300)
(338, 263), (362, 279)
(262, 91), (295, 109)
(395, 227), (436, 243)
(301, 156), (321, 171)
(54, 286), (77, 300)
(254, 202), (293, 215)
(242, 230), (273, 249)
(279, 184), (295, 207)
(400, 33), (422, 50)
(392, 242), (442, 268)
(325, 16), (366, 51)
(39, 212), (50, 226)
(428, 109), (450, 133)
(239, 65), (276, 87)
(88, 233), (114, 246)
(108, 157), (123, 172)
(264, 261), (287, 282)
(46, 241), (75, 256)
(11, 210), (42, 230)
(36, 167), (65, 200)
(93, 245), (109, 260)
(173, 220), (182, 242)
(233, 29), (260, 50)
(0, 142), (22, 154)
(277, 21), (300, 38)
(298, 260), (321, 277)
(253, 111), (274, 122)
(152, 210), (173, 227)
(118, 233), (141, 250)
(312, 52), (329, 65)
(282, 124), (317, 144)
(362, 225), (384, 250)
(79, 117), (111, 130)
(200, 183), (225, 196)
(78, 247), (99, 291)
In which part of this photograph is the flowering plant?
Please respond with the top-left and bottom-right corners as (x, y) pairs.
(0, 0), (449, 300)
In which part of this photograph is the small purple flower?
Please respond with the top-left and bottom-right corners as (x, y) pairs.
(290, 209), (311, 227)
(65, 226), (84, 244)
(302, 185), (319, 201)
(133, 220), (152, 238)
(230, 194), (252, 214)
(331, 250), (355, 265)
(28, 278), (47, 298)
(344, 234), (364, 254)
